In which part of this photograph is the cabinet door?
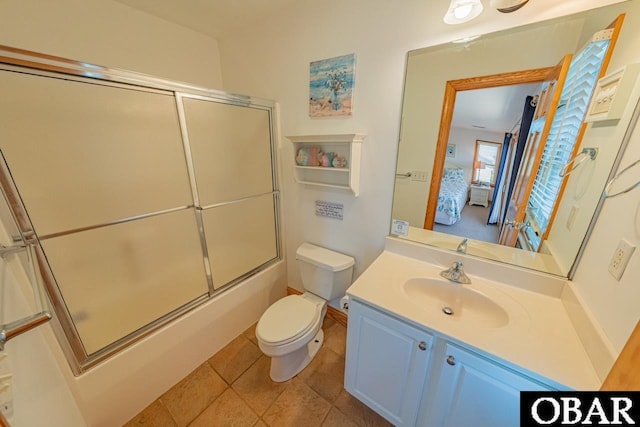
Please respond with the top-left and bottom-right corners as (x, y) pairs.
(428, 343), (552, 427)
(345, 301), (433, 427)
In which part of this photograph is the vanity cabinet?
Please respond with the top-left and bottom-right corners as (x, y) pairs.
(423, 343), (550, 427)
(345, 299), (556, 427)
(287, 134), (364, 196)
(344, 300), (433, 427)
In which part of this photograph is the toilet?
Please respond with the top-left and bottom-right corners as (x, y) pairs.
(256, 242), (355, 382)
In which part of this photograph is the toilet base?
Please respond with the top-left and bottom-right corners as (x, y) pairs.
(269, 328), (324, 382)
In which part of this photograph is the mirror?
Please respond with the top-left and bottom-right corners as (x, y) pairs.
(392, 1), (636, 277)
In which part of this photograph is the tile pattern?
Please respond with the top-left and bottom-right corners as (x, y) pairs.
(124, 318), (392, 427)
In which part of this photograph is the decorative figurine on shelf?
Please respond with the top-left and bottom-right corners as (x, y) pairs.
(296, 147), (323, 166)
(332, 156), (347, 168)
(296, 148), (308, 166)
(311, 148), (323, 166)
(321, 152), (335, 167)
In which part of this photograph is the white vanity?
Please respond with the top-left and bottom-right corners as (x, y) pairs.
(344, 237), (602, 427)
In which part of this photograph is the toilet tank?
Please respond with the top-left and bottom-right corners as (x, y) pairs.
(296, 243), (355, 300)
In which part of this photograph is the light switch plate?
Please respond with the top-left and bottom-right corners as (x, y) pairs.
(586, 63), (640, 122)
(410, 170), (428, 182)
(608, 239), (636, 281)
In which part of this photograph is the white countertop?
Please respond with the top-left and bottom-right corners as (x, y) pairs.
(346, 249), (601, 390)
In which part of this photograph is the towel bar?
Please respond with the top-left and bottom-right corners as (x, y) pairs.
(0, 242), (52, 350)
(559, 147), (598, 177)
(603, 158), (640, 198)
(0, 311), (52, 350)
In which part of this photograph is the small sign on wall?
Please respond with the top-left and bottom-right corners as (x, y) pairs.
(315, 200), (344, 220)
(391, 219), (409, 236)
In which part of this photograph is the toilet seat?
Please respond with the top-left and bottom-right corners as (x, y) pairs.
(256, 295), (321, 346)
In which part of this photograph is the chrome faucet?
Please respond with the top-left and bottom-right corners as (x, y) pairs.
(456, 238), (468, 254)
(440, 261), (471, 284)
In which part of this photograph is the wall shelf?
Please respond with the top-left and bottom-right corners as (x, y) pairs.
(295, 166), (350, 172)
(287, 133), (365, 196)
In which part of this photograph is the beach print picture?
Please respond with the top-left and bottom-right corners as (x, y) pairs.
(309, 54), (356, 117)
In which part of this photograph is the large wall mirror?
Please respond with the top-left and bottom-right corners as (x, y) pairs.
(392, 1), (637, 277)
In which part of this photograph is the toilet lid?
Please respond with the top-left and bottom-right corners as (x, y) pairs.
(257, 295), (320, 344)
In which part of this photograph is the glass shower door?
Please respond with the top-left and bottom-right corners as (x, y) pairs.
(0, 70), (210, 357)
(0, 54), (280, 372)
(39, 210), (208, 354)
(180, 96), (279, 289)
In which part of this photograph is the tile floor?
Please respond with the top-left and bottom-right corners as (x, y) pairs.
(124, 317), (392, 427)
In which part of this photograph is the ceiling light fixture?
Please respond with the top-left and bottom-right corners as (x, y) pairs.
(490, 0), (530, 13)
(444, 0), (484, 25)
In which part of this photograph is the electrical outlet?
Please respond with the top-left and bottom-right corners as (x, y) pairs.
(608, 239), (636, 281)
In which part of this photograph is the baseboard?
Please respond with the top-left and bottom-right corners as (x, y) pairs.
(287, 287), (348, 328)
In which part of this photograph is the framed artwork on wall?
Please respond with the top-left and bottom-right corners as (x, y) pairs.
(309, 53), (356, 117)
(446, 144), (456, 157)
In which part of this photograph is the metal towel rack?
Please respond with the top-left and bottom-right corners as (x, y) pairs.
(559, 147), (598, 177)
(603, 158), (640, 198)
(0, 242), (52, 350)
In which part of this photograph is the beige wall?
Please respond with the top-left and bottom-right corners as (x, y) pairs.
(0, 0), (223, 88)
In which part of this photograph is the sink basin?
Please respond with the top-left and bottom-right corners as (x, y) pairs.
(403, 277), (509, 328)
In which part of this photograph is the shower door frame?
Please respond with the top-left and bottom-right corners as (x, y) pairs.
(0, 45), (282, 375)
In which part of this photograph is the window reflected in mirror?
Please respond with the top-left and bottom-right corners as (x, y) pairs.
(472, 140), (501, 186)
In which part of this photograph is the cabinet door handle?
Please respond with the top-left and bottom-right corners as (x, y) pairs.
(418, 341), (427, 351)
(446, 355), (456, 366)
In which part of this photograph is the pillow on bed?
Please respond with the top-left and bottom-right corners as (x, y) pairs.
(443, 168), (465, 182)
